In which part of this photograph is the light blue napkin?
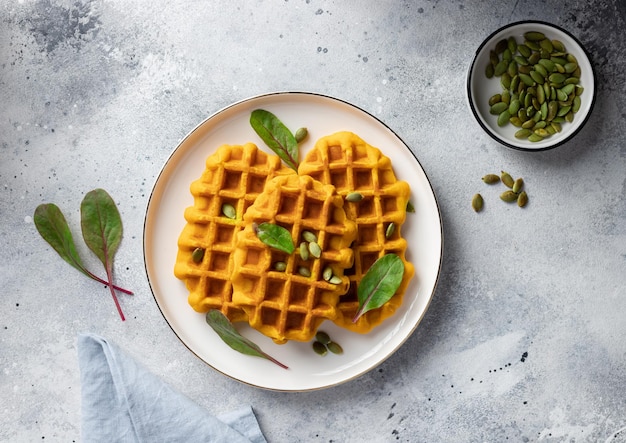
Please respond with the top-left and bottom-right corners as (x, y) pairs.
(77, 333), (266, 443)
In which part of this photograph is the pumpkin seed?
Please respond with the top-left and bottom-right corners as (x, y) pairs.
(192, 247), (205, 263)
(274, 261), (287, 272)
(518, 44), (531, 58)
(327, 341), (343, 354)
(312, 341), (327, 356)
(512, 177), (524, 194)
(530, 70), (544, 84)
(221, 203), (236, 219)
(346, 192), (364, 202)
(485, 63), (494, 78)
(385, 222), (396, 238)
(517, 191), (528, 207)
(497, 110), (511, 127)
(515, 128), (532, 139)
(299, 242), (309, 261)
(490, 102), (509, 115)
(501, 171), (514, 188)
(328, 275), (342, 285)
(315, 331), (331, 345)
(483, 30), (584, 142)
(524, 31), (545, 41)
(298, 266), (311, 277)
(500, 190), (518, 202)
(482, 174), (500, 184)
(489, 93), (502, 106)
(295, 127), (308, 143)
(472, 193), (484, 212)
(308, 241), (322, 259)
(301, 230), (317, 243)
(322, 266), (333, 281)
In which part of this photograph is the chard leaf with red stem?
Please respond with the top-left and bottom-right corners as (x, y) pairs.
(80, 189), (126, 320)
(33, 203), (133, 295)
(206, 310), (288, 369)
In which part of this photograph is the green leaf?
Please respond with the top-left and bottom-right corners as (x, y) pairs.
(33, 203), (90, 277)
(80, 189), (122, 267)
(206, 310), (289, 369)
(250, 109), (299, 170)
(353, 253), (405, 322)
(33, 202), (134, 296)
(255, 222), (295, 254)
(80, 189), (125, 321)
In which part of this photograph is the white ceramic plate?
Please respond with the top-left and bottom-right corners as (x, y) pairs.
(144, 92), (443, 391)
(467, 21), (596, 151)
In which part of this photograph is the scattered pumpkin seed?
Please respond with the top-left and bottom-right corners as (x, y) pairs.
(312, 341), (327, 356)
(308, 241), (322, 259)
(328, 275), (342, 285)
(517, 191), (529, 207)
(512, 177), (524, 194)
(297, 266), (311, 277)
(191, 247), (205, 263)
(322, 266), (333, 282)
(501, 171), (514, 188)
(221, 203), (236, 219)
(299, 242), (309, 261)
(295, 127), (308, 143)
(385, 222), (396, 238)
(315, 331), (331, 345)
(301, 230), (317, 243)
(472, 193), (484, 212)
(327, 341), (343, 355)
(500, 190), (518, 202)
(345, 192), (364, 202)
(273, 261), (287, 272)
(482, 174), (500, 184)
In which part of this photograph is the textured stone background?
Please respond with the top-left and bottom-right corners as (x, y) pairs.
(1, 1), (625, 442)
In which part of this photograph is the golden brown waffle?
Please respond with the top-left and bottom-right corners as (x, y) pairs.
(298, 131), (414, 333)
(174, 143), (294, 322)
(231, 174), (357, 344)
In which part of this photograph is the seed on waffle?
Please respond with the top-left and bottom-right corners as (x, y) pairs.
(298, 131), (415, 333)
(174, 143), (294, 322)
(231, 174), (357, 344)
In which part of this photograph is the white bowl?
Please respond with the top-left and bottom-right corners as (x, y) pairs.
(467, 21), (596, 151)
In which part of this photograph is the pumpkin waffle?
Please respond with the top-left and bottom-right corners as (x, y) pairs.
(174, 143), (294, 322)
(298, 131), (415, 333)
(231, 174), (357, 344)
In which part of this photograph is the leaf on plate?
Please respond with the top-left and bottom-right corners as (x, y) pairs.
(250, 109), (299, 170)
(206, 310), (289, 369)
(254, 222), (295, 254)
(353, 253), (405, 323)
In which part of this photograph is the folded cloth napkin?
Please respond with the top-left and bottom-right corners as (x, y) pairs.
(77, 333), (266, 443)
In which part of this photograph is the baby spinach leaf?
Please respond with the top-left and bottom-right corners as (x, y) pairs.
(80, 189), (126, 320)
(34, 203), (133, 295)
(254, 222), (295, 254)
(206, 310), (288, 369)
(250, 109), (299, 170)
(353, 253), (405, 323)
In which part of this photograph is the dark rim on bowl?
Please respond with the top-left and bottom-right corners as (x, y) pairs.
(467, 20), (596, 151)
